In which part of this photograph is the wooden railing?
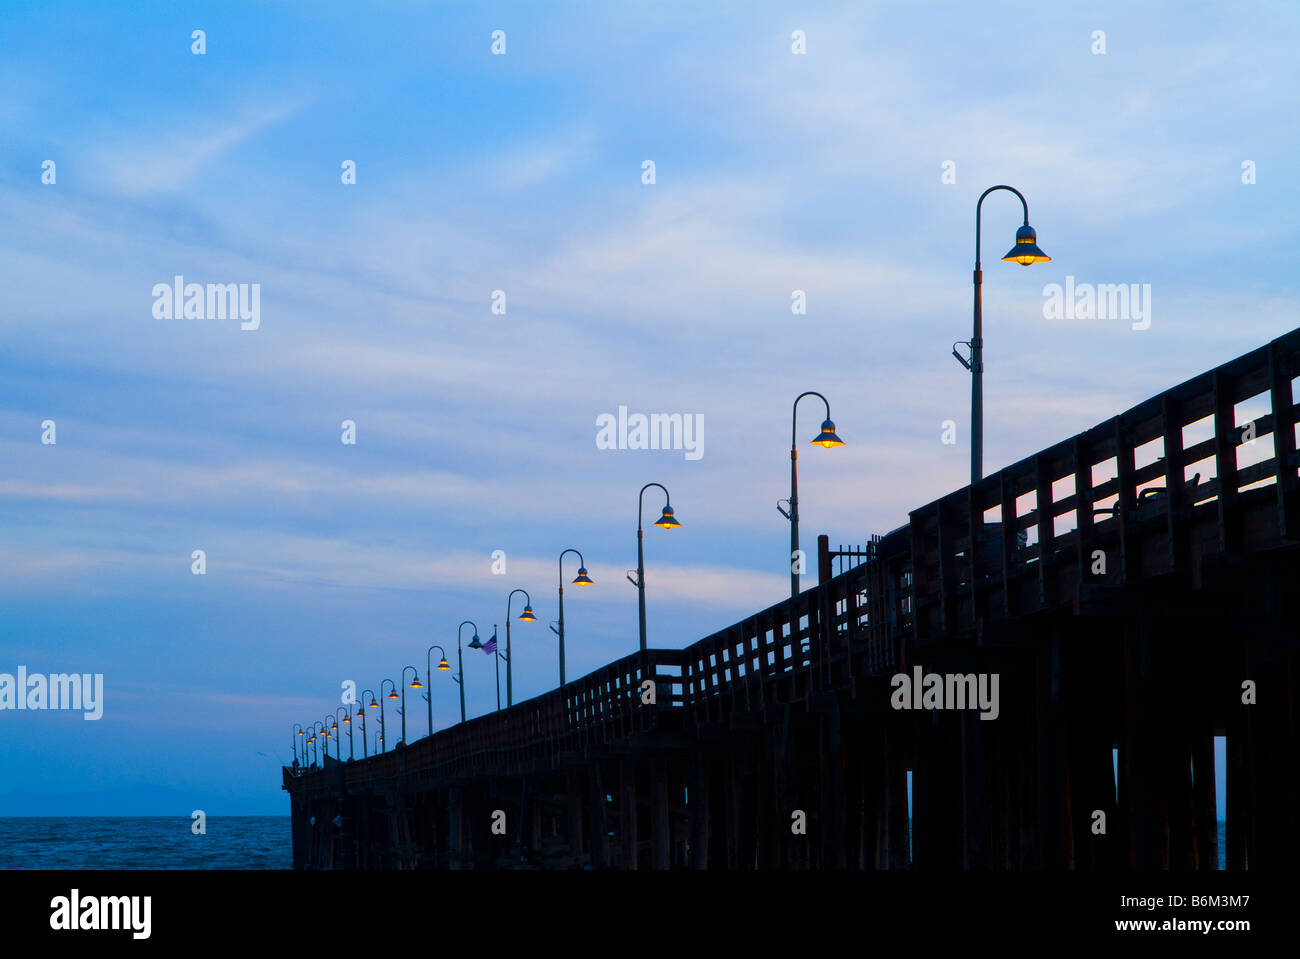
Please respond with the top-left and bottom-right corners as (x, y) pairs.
(908, 327), (1300, 637)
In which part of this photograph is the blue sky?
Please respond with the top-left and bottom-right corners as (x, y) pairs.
(1, 1), (1296, 815)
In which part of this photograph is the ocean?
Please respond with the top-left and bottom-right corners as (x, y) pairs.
(0, 817), (291, 869)
(0, 817), (1230, 870)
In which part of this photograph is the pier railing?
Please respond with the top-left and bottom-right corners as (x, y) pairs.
(908, 328), (1300, 638)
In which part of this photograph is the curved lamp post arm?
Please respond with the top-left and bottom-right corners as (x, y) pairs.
(508, 587), (531, 610)
(791, 391), (832, 448)
(638, 482), (671, 531)
(975, 184), (1030, 268)
(559, 549), (585, 581)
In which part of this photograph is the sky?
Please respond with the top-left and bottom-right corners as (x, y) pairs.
(0, 0), (1296, 815)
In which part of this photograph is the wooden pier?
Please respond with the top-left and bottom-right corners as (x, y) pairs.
(284, 329), (1300, 869)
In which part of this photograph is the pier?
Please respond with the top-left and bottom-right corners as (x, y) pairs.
(284, 328), (1300, 870)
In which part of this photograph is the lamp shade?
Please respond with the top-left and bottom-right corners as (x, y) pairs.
(437, 659), (450, 671)
(572, 567), (594, 586)
(519, 605), (537, 622)
(654, 505), (681, 529)
(810, 419), (845, 448)
(1001, 224), (1050, 266)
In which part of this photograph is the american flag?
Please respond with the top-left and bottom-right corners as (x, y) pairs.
(484, 629), (498, 655)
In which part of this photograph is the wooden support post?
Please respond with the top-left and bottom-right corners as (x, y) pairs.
(1226, 722), (1250, 870)
(566, 770), (585, 863)
(1192, 729), (1218, 870)
(589, 763), (610, 868)
(884, 717), (909, 869)
(651, 759), (670, 869)
(692, 750), (711, 869)
(530, 779), (543, 861)
(621, 761), (638, 870)
(448, 785), (465, 870)
(1034, 632), (1069, 868)
(725, 750), (743, 868)
(1123, 617), (1160, 868)
(961, 705), (989, 868)
(1244, 636), (1293, 868)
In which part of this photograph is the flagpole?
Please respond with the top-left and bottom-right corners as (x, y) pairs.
(493, 625), (501, 711)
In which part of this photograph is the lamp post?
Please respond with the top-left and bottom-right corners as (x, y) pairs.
(505, 589), (535, 707)
(556, 549), (593, 688)
(426, 645), (450, 736)
(292, 723), (304, 768)
(455, 621), (480, 723)
(630, 483), (681, 654)
(313, 721), (327, 767)
(380, 679), (398, 753)
(326, 714), (341, 762)
(955, 185), (1051, 486)
(334, 707), (353, 761)
(779, 392), (845, 598)
(360, 689), (376, 759)
(400, 666), (422, 746)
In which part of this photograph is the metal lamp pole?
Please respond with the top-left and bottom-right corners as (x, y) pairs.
(379, 679), (398, 753)
(505, 588), (534, 707)
(631, 483), (681, 654)
(360, 689), (376, 759)
(556, 549), (592, 688)
(426, 645), (449, 736)
(334, 707), (353, 761)
(400, 666), (422, 745)
(326, 714), (340, 762)
(455, 621), (480, 723)
(780, 392), (844, 598)
(958, 185), (1051, 485)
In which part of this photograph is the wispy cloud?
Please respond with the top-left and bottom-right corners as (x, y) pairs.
(92, 97), (308, 195)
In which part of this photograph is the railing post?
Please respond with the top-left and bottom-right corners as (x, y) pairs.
(1212, 369), (1242, 554)
(1268, 341), (1299, 538)
(817, 534), (832, 584)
